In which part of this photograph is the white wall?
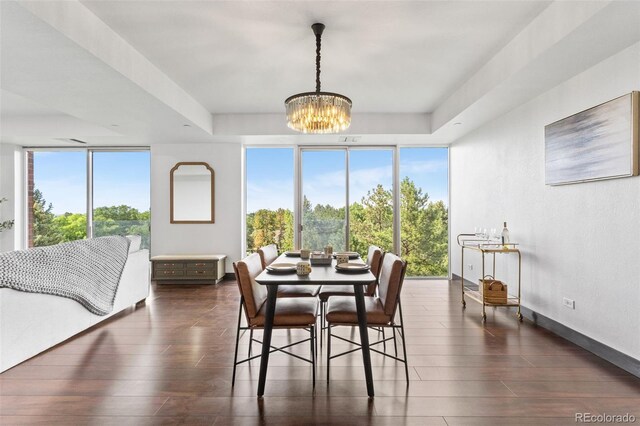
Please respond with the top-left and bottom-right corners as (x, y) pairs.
(450, 42), (640, 359)
(0, 143), (22, 252)
(151, 142), (242, 272)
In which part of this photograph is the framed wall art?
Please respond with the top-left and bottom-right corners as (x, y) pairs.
(545, 91), (639, 185)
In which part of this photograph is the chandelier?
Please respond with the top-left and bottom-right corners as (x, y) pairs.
(285, 23), (352, 134)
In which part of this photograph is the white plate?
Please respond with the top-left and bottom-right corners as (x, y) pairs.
(266, 263), (297, 273)
(335, 262), (370, 272)
(333, 252), (360, 259)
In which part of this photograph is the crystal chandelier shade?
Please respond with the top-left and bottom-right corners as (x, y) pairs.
(285, 23), (352, 134)
(285, 92), (351, 134)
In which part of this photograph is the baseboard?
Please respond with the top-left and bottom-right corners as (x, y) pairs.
(451, 274), (639, 378)
(519, 306), (640, 377)
(224, 272), (235, 281)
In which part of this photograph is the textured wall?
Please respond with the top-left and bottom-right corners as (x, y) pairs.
(0, 144), (21, 253)
(450, 42), (640, 359)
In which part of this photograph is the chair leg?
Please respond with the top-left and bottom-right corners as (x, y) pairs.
(399, 301), (409, 383)
(231, 299), (243, 387)
(315, 320), (319, 364)
(327, 324), (331, 384)
(310, 325), (316, 388)
(392, 327), (398, 357)
(382, 328), (386, 352)
(320, 301), (324, 348)
(248, 329), (254, 357)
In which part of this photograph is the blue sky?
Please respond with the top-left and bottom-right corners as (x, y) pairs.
(33, 151), (150, 214)
(246, 149), (295, 213)
(35, 148), (447, 215)
(246, 147), (448, 213)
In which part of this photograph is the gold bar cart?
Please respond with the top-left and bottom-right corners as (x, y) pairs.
(457, 234), (522, 322)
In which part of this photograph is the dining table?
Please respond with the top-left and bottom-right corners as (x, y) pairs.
(254, 253), (377, 397)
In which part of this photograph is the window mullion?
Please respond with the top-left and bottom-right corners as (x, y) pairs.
(393, 146), (401, 256)
(345, 148), (350, 252)
(86, 150), (93, 239)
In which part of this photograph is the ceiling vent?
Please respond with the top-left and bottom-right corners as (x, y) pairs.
(54, 138), (88, 145)
(339, 136), (361, 143)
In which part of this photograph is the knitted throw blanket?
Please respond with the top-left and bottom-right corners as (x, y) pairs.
(0, 236), (130, 315)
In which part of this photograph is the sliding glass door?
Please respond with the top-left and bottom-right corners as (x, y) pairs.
(300, 149), (347, 252)
(299, 147), (396, 257)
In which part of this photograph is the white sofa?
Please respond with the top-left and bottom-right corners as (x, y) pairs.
(0, 248), (150, 373)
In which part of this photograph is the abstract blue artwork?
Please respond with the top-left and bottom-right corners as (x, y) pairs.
(545, 92), (638, 185)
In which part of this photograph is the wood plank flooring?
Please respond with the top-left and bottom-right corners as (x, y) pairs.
(1, 279), (639, 425)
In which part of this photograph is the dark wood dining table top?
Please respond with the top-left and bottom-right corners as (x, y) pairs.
(254, 253), (375, 286)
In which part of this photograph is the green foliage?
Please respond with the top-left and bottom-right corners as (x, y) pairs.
(31, 190), (150, 249)
(424, 200), (449, 276)
(245, 178), (449, 276)
(246, 212), (255, 252)
(94, 205), (149, 221)
(53, 213), (87, 242)
(33, 189), (64, 247)
(249, 208), (294, 253)
(399, 178), (448, 276)
(350, 184), (394, 260)
(94, 205), (151, 248)
(303, 196), (347, 252)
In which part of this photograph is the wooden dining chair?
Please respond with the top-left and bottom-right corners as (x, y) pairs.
(231, 253), (318, 387)
(317, 245), (383, 346)
(325, 252), (409, 383)
(257, 244), (320, 298)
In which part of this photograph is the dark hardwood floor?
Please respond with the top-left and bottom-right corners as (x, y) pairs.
(1, 279), (639, 425)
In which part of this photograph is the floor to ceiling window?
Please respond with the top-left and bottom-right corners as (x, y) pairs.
(245, 148), (294, 254)
(26, 149), (150, 249)
(244, 146), (448, 277)
(399, 147), (449, 276)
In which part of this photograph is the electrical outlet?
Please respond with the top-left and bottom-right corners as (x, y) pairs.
(468, 264), (473, 271)
(563, 298), (575, 309)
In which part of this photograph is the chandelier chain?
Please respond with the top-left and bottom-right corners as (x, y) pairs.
(285, 22), (351, 133)
(315, 31), (321, 93)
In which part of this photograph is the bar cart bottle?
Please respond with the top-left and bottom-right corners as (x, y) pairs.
(501, 222), (510, 245)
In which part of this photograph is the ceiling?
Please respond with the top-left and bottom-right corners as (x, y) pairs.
(0, 90), (122, 146)
(81, 1), (549, 114)
(2, 1), (639, 147)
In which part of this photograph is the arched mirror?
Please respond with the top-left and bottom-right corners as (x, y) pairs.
(170, 162), (214, 223)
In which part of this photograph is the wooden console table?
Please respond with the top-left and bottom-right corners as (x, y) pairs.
(151, 255), (226, 284)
